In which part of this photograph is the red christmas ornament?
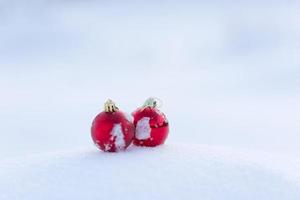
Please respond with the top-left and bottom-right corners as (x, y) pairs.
(132, 98), (169, 147)
(91, 99), (135, 152)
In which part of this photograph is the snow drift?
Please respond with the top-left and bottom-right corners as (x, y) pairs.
(1, 143), (300, 200)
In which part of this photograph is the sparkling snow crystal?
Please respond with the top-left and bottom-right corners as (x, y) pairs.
(135, 117), (151, 140)
(111, 124), (125, 151)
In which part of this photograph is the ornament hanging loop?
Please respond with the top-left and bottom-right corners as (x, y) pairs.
(143, 97), (163, 108)
(104, 99), (119, 112)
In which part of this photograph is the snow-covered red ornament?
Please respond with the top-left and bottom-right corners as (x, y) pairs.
(132, 98), (169, 147)
(91, 99), (135, 152)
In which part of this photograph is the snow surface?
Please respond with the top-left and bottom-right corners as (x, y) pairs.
(135, 117), (152, 140)
(1, 143), (300, 200)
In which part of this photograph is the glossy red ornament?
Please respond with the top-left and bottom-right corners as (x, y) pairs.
(91, 100), (135, 152)
(132, 98), (169, 147)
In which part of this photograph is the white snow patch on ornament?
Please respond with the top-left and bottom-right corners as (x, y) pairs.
(104, 143), (112, 151)
(111, 124), (126, 151)
(136, 117), (151, 140)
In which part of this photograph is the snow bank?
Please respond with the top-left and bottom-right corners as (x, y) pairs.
(1, 144), (300, 200)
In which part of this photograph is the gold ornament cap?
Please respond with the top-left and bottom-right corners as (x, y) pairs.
(104, 99), (119, 112)
(143, 97), (162, 108)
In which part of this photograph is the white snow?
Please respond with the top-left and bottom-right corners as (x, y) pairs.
(1, 144), (300, 200)
(110, 124), (126, 151)
(104, 143), (112, 152)
(135, 117), (152, 140)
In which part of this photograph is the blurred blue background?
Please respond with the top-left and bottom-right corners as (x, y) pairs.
(0, 0), (299, 159)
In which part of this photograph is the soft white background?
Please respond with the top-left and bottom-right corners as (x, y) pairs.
(1, 0), (300, 160)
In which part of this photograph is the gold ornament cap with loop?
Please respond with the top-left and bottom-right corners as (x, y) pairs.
(142, 97), (163, 109)
(104, 99), (119, 112)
